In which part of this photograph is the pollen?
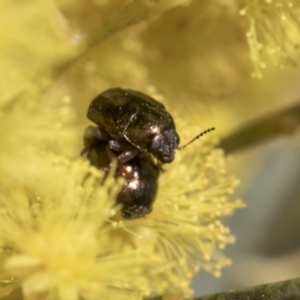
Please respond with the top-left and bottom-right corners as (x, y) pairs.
(0, 2), (247, 299)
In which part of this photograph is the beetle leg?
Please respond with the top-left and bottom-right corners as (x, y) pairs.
(118, 148), (139, 164)
(105, 144), (118, 162)
(84, 142), (112, 173)
(108, 139), (131, 151)
(81, 126), (110, 156)
(108, 140), (139, 163)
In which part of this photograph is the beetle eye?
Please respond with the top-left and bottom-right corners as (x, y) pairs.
(151, 138), (160, 150)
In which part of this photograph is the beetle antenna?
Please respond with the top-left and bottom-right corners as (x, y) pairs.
(177, 127), (215, 150)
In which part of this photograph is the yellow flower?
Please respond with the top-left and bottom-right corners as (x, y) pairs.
(0, 1), (246, 299)
(0, 91), (243, 300)
(0, 158), (155, 300)
(239, 0), (300, 78)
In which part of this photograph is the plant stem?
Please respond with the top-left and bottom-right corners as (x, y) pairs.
(220, 101), (300, 154)
(195, 277), (300, 300)
(145, 277), (300, 300)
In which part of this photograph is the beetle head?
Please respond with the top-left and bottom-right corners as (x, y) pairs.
(149, 129), (180, 163)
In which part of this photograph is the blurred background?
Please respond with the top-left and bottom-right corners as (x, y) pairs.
(1, 0), (300, 297)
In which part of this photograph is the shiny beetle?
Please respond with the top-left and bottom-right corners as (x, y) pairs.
(85, 140), (159, 219)
(85, 88), (180, 164)
(82, 88), (215, 219)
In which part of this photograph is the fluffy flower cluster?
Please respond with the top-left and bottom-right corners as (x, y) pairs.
(239, 0), (300, 77)
(0, 90), (243, 300)
(0, 1), (269, 299)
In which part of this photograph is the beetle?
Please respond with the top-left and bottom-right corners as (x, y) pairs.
(84, 88), (215, 164)
(82, 88), (215, 218)
(84, 87), (180, 164)
(84, 138), (160, 219)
